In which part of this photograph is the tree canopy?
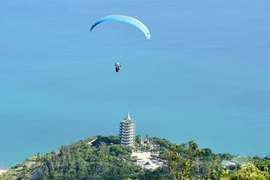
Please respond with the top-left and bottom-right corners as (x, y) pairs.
(0, 135), (269, 180)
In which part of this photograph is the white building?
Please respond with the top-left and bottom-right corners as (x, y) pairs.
(119, 112), (135, 146)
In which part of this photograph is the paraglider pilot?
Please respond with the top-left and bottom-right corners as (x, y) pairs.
(115, 62), (121, 72)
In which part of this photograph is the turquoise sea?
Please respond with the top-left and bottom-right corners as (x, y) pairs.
(0, 0), (270, 168)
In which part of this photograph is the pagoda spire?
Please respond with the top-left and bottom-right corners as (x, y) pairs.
(125, 111), (131, 120)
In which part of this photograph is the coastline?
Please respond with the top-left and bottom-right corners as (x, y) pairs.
(0, 169), (7, 175)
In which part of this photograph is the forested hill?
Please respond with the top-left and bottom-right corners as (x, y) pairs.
(0, 135), (269, 180)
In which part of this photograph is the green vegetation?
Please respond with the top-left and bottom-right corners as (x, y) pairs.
(0, 135), (269, 180)
(167, 141), (270, 180)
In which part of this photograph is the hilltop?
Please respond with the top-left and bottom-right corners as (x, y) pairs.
(0, 135), (269, 180)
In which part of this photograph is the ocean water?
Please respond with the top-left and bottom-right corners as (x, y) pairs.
(0, 0), (270, 168)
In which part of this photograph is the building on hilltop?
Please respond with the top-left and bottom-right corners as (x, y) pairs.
(141, 134), (150, 146)
(119, 112), (135, 146)
(140, 134), (156, 151)
(220, 155), (249, 169)
(264, 154), (270, 160)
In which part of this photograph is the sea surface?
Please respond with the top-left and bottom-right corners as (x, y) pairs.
(0, 0), (270, 168)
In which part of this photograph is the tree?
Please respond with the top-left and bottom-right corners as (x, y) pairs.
(230, 163), (270, 180)
(135, 135), (141, 144)
(167, 140), (208, 180)
(195, 149), (205, 179)
(167, 144), (181, 180)
(37, 152), (41, 161)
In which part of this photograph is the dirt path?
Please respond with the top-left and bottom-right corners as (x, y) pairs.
(0, 170), (7, 175)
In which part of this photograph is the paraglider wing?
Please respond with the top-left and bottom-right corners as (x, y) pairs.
(90, 15), (151, 40)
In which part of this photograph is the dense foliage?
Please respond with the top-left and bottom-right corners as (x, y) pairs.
(167, 142), (270, 180)
(0, 135), (269, 180)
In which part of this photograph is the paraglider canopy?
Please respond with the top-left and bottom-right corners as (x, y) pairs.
(90, 14), (151, 40)
(114, 62), (121, 72)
